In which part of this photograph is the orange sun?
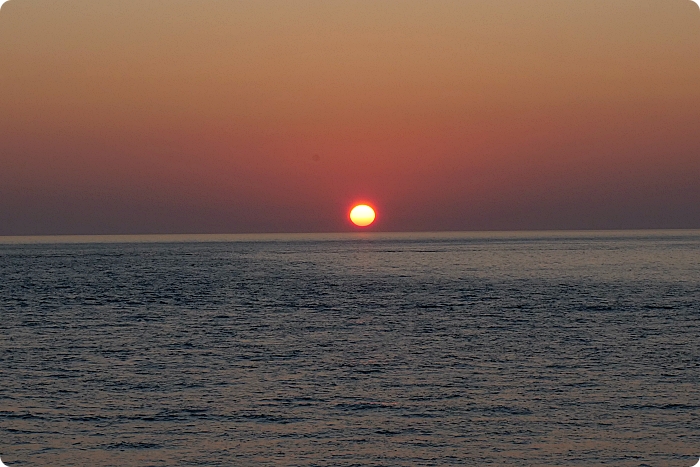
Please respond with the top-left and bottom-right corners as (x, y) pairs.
(349, 204), (376, 227)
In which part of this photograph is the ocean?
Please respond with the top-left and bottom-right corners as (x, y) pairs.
(0, 231), (698, 466)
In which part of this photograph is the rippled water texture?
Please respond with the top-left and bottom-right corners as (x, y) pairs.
(1, 231), (699, 466)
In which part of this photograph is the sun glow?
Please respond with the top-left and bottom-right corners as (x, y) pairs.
(349, 204), (376, 227)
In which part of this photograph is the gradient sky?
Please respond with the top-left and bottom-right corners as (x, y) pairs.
(1, 0), (699, 235)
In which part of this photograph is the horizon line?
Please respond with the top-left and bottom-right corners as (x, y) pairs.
(1, 228), (699, 245)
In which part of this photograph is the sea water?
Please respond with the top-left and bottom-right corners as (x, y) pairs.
(0, 231), (698, 466)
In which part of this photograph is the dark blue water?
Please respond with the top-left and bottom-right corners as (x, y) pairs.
(1, 231), (699, 466)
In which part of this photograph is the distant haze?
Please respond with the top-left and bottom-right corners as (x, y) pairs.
(0, 0), (699, 235)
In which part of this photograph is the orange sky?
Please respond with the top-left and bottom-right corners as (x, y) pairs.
(1, 0), (699, 234)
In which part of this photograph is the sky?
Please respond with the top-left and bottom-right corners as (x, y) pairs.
(0, 0), (699, 235)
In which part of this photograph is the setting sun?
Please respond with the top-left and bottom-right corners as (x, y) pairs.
(349, 205), (376, 227)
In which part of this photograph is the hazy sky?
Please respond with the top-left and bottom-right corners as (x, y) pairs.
(1, 0), (699, 235)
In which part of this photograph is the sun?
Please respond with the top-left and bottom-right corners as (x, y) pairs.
(349, 204), (376, 227)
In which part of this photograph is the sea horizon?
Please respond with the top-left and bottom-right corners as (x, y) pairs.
(1, 228), (699, 245)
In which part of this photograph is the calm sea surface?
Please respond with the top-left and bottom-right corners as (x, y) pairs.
(0, 231), (699, 467)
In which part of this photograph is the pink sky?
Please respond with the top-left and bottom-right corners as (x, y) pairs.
(0, 0), (699, 234)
